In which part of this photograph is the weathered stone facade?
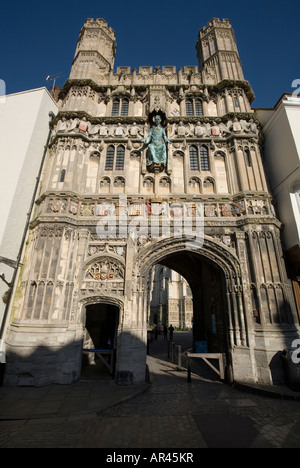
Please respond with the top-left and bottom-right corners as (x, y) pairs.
(4, 18), (300, 386)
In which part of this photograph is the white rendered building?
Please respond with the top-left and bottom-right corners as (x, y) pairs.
(0, 88), (58, 363)
(256, 94), (300, 316)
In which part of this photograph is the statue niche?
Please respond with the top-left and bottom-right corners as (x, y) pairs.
(142, 114), (171, 173)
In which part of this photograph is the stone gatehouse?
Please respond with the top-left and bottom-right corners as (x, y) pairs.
(3, 17), (300, 386)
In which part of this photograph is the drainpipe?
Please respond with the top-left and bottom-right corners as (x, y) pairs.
(0, 110), (56, 374)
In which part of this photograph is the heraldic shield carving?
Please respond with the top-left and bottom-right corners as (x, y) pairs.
(85, 259), (125, 281)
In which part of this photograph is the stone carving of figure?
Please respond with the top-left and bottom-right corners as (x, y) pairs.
(142, 115), (171, 166)
(219, 121), (232, 137)
(115, 123), (125, 137)
(87, 122), (100, 136)
(67, 117), (80, 132)
(240, 119), (251, 132)
(211, 121), (220, 136)
(232, 118), (242, 132)
(129, 122), (142, 138)
(177, 121), (188, 137)
(248, 119), (258, 134)
(99, 122), (109, 137)
(57, 118), (68, 132)
(194, 121), (211, 137)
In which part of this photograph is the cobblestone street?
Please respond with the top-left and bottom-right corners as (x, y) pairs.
(0, 332), (300, 449)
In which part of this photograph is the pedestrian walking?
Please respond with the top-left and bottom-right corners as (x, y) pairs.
(163, 325), (168, 340)
(168, 324), (174, 342)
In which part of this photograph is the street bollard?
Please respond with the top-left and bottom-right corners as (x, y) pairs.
(177, 345), (182, 368)
(187, 354), (191, 382)
(171, 342), (175, 363)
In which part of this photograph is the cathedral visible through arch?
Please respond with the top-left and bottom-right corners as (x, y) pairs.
(148, 265), (193, 329)
(3, 17), (299, 387)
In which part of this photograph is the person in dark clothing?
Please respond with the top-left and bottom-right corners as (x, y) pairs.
(163, 325), (168, 340)
(168, 324), (174, 342)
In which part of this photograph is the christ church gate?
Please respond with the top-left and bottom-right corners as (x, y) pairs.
(3, 18), (299, 387)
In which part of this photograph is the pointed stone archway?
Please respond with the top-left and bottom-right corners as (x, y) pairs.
(131, 235), (256, 384)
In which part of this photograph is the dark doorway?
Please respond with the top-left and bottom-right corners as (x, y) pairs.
(81, 303), (119, 379)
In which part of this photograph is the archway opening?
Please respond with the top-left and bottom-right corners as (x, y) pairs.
(145, 249), (230, 380)
(81, 303), (119, 379)
(148, 264), (193, 330)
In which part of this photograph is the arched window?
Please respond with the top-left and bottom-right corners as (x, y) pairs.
(200, 146), (210, 171)
(189, 145), (199, 171)
(186, 97), (203, 116)
(115, 145), (125, 170)
(112, 97), (129, 116)
(186, 98), (193, 116)
(244, 148), (251, 167)
(105, 145), (125, 171)
(195, 98), (203, 116)
(105, 146), (115, 170)
(112, 98), (120, 116)
(60, 169), (66, 182)
(121, 98), (129, 116)
(234, 96), (240, 109)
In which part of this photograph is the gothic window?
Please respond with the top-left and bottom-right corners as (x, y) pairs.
(186, 97), (203, 116)
(112, 97), (129, 116)
(112, 98), (120, 116)
(234, 96), (240, 109)
(244, 148), (251, 167)
(121, 98), (129, 116)
(105, 145), (115, 170)
(195, 98), (203, 116)
(200, 145), (210, 171)
(189, 145), (199, 171)
(115, 145), (125, 170)
(60, 169), (66, 182)
(105, 145), (125, 171)
(186, 98), (193, 116)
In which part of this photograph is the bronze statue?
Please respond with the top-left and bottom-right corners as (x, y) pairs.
(142, 115), (171, 168)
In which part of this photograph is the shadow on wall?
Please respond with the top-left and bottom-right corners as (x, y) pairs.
(2, 331), (148, 388)
(266, 322), (300, 386)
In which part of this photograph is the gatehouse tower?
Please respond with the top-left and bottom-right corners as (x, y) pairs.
(3, 18), (299, 387)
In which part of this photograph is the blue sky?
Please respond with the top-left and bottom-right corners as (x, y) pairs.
(0, 0), (299, 108)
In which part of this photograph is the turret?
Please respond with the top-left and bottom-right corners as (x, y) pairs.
(69, 18), (116, 80)
(196, 18), (244, 82)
